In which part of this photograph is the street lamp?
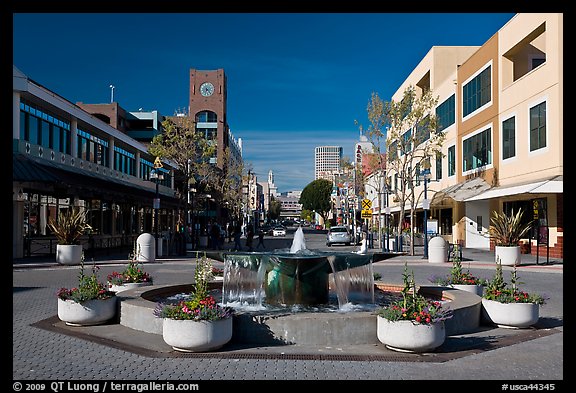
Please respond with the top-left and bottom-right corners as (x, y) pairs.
(189, 187), (196, 250)
(150, 169), (164, 257)
(109, 84), (115, 103)
(421, 167), (431, 259)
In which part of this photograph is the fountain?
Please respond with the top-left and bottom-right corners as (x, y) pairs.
(117, 229), (482, 346)
(212, 227), (398, 309)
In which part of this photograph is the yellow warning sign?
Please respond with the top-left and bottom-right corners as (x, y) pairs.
(361, 209), (372, 219)
(154, 157), (163, 169)
(361, 199), (372, 210)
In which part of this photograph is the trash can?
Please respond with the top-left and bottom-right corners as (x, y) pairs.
(428, 236), (448, 263)
(136, 233), (155, 263)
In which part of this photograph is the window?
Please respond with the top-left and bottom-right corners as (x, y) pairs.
(435, 151), (442, 180)
(502, 116), (516, 160)
(529, 101), (546, 151)
(463, 127), (492, 172)
(448, 146), (455, 177)
(463, 65), (491, 117)
(195, 111), (217, 123)
(436, 94), (455, 132)
(400, 129), (412, 155)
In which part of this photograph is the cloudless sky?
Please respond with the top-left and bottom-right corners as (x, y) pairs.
(12, 12), (515, 193)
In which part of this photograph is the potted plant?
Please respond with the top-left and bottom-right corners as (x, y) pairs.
(375, 263), (453, 353)
(428, 244), (487, 296)
(489, 209), (532, 266)
(57, 256), (117, 326)
(47, 208), (92, 265)
(481, 260), (547, 328)
(154, 254), (234, 352)
(107, 244), (153, 293)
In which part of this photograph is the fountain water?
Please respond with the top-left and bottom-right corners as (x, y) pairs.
(221, 226), (384, 309)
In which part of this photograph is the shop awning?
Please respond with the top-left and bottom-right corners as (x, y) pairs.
(464, 176), (563, 202)
(12, 153), (180, 206)
(431, 177), (491, 204)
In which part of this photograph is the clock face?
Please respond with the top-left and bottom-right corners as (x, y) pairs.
(200, 82), (214, 97)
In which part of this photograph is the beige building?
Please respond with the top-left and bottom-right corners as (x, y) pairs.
(383, 13), (562, 258)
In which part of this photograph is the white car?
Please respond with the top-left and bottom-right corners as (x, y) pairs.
(272, 226), (286, 237)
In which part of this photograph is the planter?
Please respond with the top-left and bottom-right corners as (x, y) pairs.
(481, 298), (539, 328)
(495, 245), (521, 266)
(57, 297), (117, 326)
(450, 284), (483, 297)
(376, 316), (446, 353)
(162, 317), (233, 352)
(108, 281), (152, 293)
(56, 244), (83, 265)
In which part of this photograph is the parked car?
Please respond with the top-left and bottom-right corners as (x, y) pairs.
(272, 226), (287, 237)
(326, 226), (352, 246)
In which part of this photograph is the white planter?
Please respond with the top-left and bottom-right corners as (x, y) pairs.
(57, 297), (117, 326)
(495, 245), (521, 266)
(56, 244), (83, 265)
(376, 316), (446, 353)
(162, 317), (233, 352)
(108, 281), (152, 293)
(450, 284), (483, 297)
(481, 298), (539, 328)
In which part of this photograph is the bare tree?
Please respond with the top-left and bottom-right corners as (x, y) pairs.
(360, 86), (444, 255)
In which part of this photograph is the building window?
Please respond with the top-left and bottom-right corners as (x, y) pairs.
(529, 101), (546, 151)
(435, 151), (442, 180)
(502, 116), (516, 160)
(463, 65), (491, 118)
(113, 145), (135, 176)
(448, 145), (455, 177)
(463, 127), (492, 173)
(19, 102), (71, 154)
(77, 128), (109, 167)
(195, 111), (217, 123)
(436, 94), (455, 132)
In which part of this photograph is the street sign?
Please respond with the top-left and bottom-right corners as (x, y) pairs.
(154, 157), (163, 168)
(361, 199), (372, 209)
(361, 209), (372, 219)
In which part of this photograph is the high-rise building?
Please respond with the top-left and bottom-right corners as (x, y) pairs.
(314, 146), (343, 182)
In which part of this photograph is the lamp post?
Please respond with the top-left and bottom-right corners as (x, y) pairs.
(190, 187), (196, 251)
(421, 167), (431, 259)
(150, 169), (164, 257)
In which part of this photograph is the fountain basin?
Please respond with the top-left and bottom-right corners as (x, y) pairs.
(117, 282), (481, 346)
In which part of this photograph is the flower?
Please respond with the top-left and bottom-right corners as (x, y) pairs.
(107, 245), (153, 286)
(428, 245), (487, 286)
(483, 260), (547, 305)
(376, 263), (453, 325)
(154, 254), (233, 321)
(57, 254), (115, 303)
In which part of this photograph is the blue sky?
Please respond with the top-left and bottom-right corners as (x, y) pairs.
(12, 13), (515, 193)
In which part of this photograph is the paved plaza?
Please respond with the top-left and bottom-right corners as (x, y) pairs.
(13, 244), (563, 383)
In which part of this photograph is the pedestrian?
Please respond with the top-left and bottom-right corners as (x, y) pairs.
(246, 225), (254, 251)
(256, 229), (265, 249)
(233, 223), (243, 251)
(209, 222), (221, 250)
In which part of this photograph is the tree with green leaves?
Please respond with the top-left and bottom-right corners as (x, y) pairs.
(268, 196), (282, 221)
(299, 178), (333, 227)
(148, 116), (216, 229)
(360, 85), (445, 255)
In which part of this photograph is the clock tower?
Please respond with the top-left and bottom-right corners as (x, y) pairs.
(189, 69), (228, 168)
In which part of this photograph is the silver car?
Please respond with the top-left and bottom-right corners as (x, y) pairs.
(326, 226), (351, 246)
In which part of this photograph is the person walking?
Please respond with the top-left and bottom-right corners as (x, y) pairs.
(256, 229), (266, 249)
(233, 223), (243, 251)
(245, 225), (254, 252)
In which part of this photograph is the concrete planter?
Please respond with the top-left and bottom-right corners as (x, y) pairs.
(481, 298), (539, 328)
(57, 297), (117, 326)
(495, 245), (521, 266)
(162, 317), (232, 352)
(376, 316), (446, 353)
(56, 244), (83, 265)
(451, 284), (483, 297)
(108, 281), (152, 293)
